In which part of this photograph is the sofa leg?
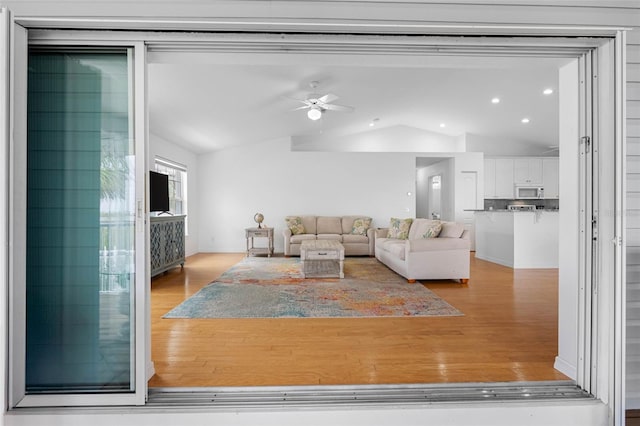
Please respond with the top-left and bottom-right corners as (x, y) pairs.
(460, 278), (469, 284)
(407, 279), (416, 284)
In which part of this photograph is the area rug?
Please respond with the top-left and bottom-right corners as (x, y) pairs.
(163, 257), (463, 319)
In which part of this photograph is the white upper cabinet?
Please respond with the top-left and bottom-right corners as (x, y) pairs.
(484, 157), (558, 200)
(484, 159), (496, 198)
(484, 158), (514, 199)
(494, 158), (515, 198)
(542, 158), (560, 199)
(513, 158), (543, 185)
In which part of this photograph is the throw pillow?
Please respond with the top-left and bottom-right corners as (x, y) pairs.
(387, 217), (413, 240)
(351, 217), (372, 235)
(439, 221), (465, 238)
(422, 222), (442, 238)
(285, 216), (305, 235)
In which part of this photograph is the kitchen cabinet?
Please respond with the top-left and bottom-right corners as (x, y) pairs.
(514, 158), (543, 185)
(484, 157), (557, 199)
(495, 158), (515, 198)
(484, 158), (514, 199)
(484, 159), (496, 198)
(543, 158), (560, 198)
(475, 210), (559, 268)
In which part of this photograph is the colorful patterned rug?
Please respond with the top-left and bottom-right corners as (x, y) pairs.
(163, 257), (463, 319)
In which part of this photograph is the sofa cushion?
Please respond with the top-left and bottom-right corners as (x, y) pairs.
(301, 216), (317, 235)
(290, 234), (317, 243)
(439, 221), (465, 238)
(285, 216), (305, 235)
(387, 217), (413, 240)
(343, 234), (369, 244)
(317, 234), (342, 242)
(351, 217), (372, 235)
(408, 237), (469, 252)
(382, 239), (407, 260)
(341, 216), (358, 234)
(408, 218), (442, 240)
(317, 216), (342, 234)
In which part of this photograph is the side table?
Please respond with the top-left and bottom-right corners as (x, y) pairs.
(245, 227), (274, 257)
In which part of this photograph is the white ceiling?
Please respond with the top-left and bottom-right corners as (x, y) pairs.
(148, 52), (569, 156)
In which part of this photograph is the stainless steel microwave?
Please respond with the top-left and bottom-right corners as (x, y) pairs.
(515, 186), (544, 199)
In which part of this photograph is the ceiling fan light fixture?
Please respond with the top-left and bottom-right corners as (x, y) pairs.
(307, 107), (322, 121)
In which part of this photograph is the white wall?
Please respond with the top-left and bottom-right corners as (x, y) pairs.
(198, 141), (483, 254)
(149, 133), (199, 256)
(292, 125), (465, 152)
(197, 137), (419, 253)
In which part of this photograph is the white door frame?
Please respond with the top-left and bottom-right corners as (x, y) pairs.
(2, 9), (149, 406)
(2, 15), (627, 425)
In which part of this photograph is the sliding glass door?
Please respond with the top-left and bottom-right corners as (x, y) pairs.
(26, 49), (135, 393)
(5, 12), (148, 406)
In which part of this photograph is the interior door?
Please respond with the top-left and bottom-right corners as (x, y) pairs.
(459, 171), (478, 251)
(3, 14), (148, 406)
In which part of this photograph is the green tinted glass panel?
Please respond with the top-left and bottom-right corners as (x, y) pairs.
(26, 50), (135, 393)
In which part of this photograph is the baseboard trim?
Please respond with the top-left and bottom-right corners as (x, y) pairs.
(554, 356), (577, 380)
(147, 361), (156, 381)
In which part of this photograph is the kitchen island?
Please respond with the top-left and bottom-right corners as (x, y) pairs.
(474, 210), (559, 268)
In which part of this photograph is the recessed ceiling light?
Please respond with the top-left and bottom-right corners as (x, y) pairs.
(521, 118), (530, 124)
(543, 88), (554, 95)
(439, 123), (446, 128)
(491, 97), (500, 104)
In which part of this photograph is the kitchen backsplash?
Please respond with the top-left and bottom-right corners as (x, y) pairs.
(484, 198), (560, 210)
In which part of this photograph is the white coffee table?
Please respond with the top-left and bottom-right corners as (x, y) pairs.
(300, 240), (345, 279)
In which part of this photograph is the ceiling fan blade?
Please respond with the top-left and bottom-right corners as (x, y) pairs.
(291, 105), (310, 111)
(323, 103), (354, 112)
(318, 93), (339, 104)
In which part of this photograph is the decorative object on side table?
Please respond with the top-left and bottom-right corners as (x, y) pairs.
(245, 226), (274, 257)
(254, 212), (265, 228)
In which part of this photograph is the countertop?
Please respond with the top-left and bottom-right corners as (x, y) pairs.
(464, 209), (559, 212)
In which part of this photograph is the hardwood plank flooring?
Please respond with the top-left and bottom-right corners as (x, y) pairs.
(149, 253), (568, 388)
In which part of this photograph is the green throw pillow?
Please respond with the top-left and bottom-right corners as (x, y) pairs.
(285, 216), (305, 235)
(351, 217), (372, 235)
(387, 217), (413, 240)
(422, 222), (442, 238)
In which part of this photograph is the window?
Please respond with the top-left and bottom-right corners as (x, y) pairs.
(154, 157), (188, 228)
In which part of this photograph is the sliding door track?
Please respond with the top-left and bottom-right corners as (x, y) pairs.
(147, 381), (592, 409)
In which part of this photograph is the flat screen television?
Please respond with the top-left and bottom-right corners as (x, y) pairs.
(149, 171), (170, 213)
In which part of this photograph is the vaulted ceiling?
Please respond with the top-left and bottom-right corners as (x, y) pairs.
(148, 51), (569, 156)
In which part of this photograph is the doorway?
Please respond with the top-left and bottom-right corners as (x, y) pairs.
(428, 174), (442, 220)
(8, 27), (620, 412)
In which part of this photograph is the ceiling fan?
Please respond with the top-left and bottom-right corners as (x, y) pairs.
(290, 81), (354, 120)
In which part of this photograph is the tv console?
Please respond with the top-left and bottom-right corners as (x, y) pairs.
(150, 215), (186, 277)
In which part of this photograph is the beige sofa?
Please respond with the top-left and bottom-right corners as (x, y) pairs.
(283, 215), (375, 256)
(375, 218), (470, 283)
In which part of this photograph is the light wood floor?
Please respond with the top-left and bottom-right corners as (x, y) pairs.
(149, 253), (569, 388)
